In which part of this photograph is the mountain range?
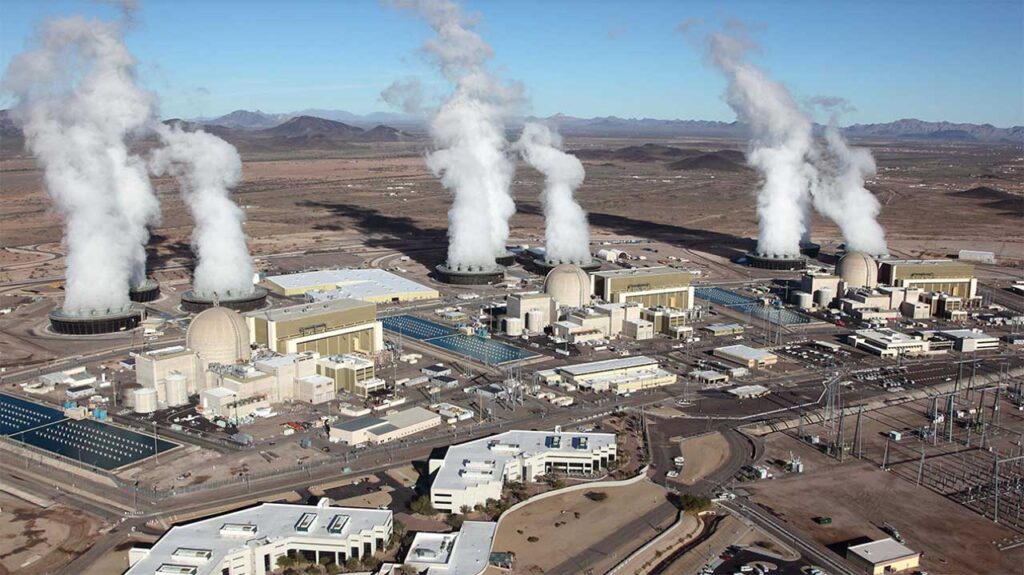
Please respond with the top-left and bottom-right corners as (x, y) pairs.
(192, 109), (1022, 143)
(1, 108), (1020, 154)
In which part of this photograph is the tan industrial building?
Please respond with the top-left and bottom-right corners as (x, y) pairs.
(845, 538), (920, 574)
(133, 345), (198, 402)
(878, 259), (977, 299)
(246, 298), (383, 356)
(506, 292), (556, 332)
(316, 354), (387, 397)
(537, 356), (676, 394)
(713, 345), (778, 368)
(592, 267), (694, 310)
(642, 306), (691, 337)
(329, 406), (441, 446)
(261, 268), (439, 303)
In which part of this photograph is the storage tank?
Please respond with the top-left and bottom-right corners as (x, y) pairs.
(133, 388), (158, 414)
(794, 291), (814, 310)
(525, 310), (544, 333)
(814, 287), (833, 308)
(505, 317), (524, 337)
(164, 371), (189, 408)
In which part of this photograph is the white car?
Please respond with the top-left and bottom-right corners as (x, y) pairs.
(666, 470), (679, 479)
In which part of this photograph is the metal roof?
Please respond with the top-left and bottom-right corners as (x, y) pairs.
(847, 538), (919, 564)
(266, 268), (436, 301)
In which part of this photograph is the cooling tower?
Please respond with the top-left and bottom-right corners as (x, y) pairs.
(180, 286), (268, 314)
(48, 304), (145, 335)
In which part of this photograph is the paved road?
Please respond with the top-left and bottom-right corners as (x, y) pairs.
(722, 499), (859, 575)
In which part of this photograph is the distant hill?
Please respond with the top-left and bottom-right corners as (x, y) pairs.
(203, 109), (288, 130)
(950, 186), (1023, 214)
(261, 116), (365, 139)
(666, 151), (747, 172)
(842, 119), (1023, 143)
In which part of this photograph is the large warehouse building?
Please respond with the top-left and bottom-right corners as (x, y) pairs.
(877, 259), (977, 299)
(246, 299), (383, 356)
(329, 406), (441, 446)
(591, 267), (694, 310)
(126, 500), (393, 573)
(262, 268), (439, 303)
(536, 355), (676, 394)
(429, 430), (617, 512)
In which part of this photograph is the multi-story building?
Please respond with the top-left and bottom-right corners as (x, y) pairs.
(591, 267), (694, 310)
(506, 292), (556, 332)
(877, 259), (977, 299)
(125, 500), (393, 574)
(428, 430), (617, 512)
(846, 328), (932, 358)
(246, 299), (383, 356)
(316, 354), (385, 397)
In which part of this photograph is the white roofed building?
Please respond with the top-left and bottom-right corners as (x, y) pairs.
(262, 268), (439, 303)
(429, 430), (617, 512)
(125, 499), (392, 575)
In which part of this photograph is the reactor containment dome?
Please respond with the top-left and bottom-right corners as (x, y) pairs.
(186, 306), (251, 367)
(544, 264), (591, 308)
(837, 251), (879, 289)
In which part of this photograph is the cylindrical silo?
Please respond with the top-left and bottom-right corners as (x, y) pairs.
(814, 287), (833, 308)
(794, 291), (813, 310)
(525, 310), (544, 332)
(505, 317), (524, 337)
(133, 388), (158, 414)
(164, 371), (189, 408)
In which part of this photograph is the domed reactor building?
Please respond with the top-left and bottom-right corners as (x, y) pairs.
(181, 286), (268, 314)
(544, 263), (592, 308)
(836, 251), (879, 290)
(186, 306), (251, 369)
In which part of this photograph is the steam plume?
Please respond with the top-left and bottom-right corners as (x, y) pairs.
(2, 16), (159, 313)
(704, 26), (887, 257)
(809, 120), (888, 255)
(150, 124), (255, 296)
(706, 30), (815, 258)
(390, 0), (518, 270)
(514, 123), (591, 265)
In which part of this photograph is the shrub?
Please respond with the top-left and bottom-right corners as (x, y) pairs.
(527, 536), (539, 542)
(411, 495), (436, 516)
(584, 491), (608, 502)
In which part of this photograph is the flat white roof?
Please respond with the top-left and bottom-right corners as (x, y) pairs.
(847, 537), (919, 564)
(938, 329), (996, 341)
(319, 354), (375, 369)
(126, 501), (391, 575)
(267, 268), (436, 301)
(728, 384), (771, 397)
(714, 345), (777, 362)
(405, 522), (496, 575)
(431, 430), (616, 493)
(558, 355), (659, 376)
(593, 266), (686, 279)
(246, 298), (372, 322)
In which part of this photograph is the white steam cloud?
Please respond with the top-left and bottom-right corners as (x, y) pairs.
(706, 31), (815, 258)
(810, 123), (887, 255)
(150, 124), (255, 297)
(514, 123), (591, 265)
(2, 16), (159, 313)
(389, 0), (519, 271)
(705, 27), (887, 257)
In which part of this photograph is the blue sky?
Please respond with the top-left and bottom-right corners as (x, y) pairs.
(1, 0), (1021, 126)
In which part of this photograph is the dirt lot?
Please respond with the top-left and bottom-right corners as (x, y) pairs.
(489, 479), (677, 575)
(746, 454), (1024, 574)
(675, 431), (731, 485)
(0, 493), (104, 575)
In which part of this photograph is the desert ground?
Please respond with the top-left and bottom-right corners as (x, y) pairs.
(675, 431), (731, 485)
(488, 478), (678, 575)
(0, 491), (104, 575)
